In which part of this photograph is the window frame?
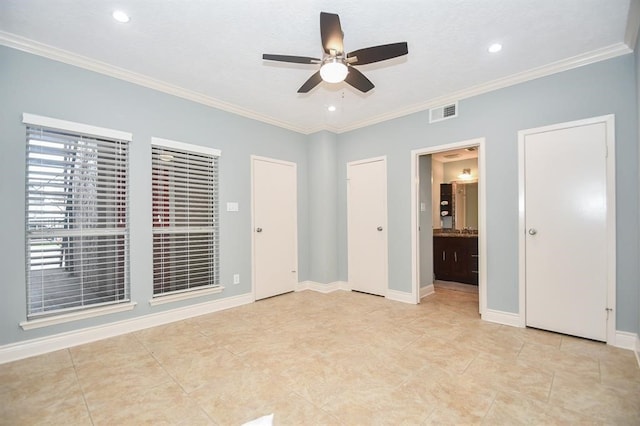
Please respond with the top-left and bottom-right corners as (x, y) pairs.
(22, 113), (133, 324)
(150, 137), (222, 303)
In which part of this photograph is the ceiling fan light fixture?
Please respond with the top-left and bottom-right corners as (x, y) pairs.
(320, 58), (348, 83)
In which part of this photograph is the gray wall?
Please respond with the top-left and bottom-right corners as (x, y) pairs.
(336, 54), (639, 332)
(0, 46), (309, 345)
(1, 45), (639, 347)
(419, 155), (433, 287)
(307, 131), (338, 283)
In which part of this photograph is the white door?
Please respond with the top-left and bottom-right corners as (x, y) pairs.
(252, 157), (298, 300)
(522, 119), (612, 341)
(347, 157), (388, 296)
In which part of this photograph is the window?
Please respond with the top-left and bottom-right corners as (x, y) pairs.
(24, 114), (130, 318)
(151, 138), (220, 297)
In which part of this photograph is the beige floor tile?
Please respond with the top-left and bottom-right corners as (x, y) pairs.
(549, 371), (640, 424)
(189, 362), (291, 425)
(518, 341), (601, 381)
(463, 354), (554, 401)
(88, 381), (213, 425)
(69, 333), (150, 366)
(0, 349), (73, 393)
(321, 384), (434, 425)
(405, 336), (479, 374)
(482, 392), (601, 425)
(76, 355), (174, 408)
(0, 366), (91, 426)
(2, 289), (638, 425)
(263, 392), (339, 425)
(155, 345), (245, 393)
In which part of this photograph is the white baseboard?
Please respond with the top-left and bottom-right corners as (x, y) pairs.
(420, 284), (435, 299)
(0, 293), (254, 365)
(613, 330), (639, 352)
(386, 289), (417, 304)
(636, 335), (640, 368)
(296, 280), (349, 293)
(482, 309), (524, 328)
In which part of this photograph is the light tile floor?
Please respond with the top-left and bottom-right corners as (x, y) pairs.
(1, 289), (639, 425)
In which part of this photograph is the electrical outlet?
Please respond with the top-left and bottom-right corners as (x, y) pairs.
(233, 274), (240, 285)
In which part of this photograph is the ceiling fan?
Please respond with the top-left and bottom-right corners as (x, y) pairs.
(262, 12), (408, 93)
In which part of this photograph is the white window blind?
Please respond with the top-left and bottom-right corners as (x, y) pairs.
(24, 117), (130, 319)
(151, 139), (220, 297)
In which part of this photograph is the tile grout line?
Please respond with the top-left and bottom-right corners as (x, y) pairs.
(68, 348), (96, 426)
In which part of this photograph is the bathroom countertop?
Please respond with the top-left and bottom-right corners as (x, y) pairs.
(432, 231), (478, 238)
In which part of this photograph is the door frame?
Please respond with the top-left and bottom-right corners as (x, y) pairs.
(410, 137), (487, 314)
(517, 115), (616, 344)
(250, 155), (299, 301)
(347, 156), (389, 297)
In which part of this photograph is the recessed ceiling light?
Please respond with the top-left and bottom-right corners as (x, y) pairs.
(327, 105), (337, 112)
(488, 43), (502, 53)
(112, 10), (130, 23)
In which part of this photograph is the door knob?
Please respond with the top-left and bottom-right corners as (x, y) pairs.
(377, 226), (383, 231)
(256, 227), (262, 233)
(528, 228), (537, 235)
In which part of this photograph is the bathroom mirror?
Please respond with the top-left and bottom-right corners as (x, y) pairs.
(453, 181), (478, 230)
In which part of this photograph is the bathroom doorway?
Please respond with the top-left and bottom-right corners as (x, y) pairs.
(410, 138), (486, 314)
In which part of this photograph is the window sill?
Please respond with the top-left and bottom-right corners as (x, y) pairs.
(20, 302), (137, 331)
(149, 286), (224, 306)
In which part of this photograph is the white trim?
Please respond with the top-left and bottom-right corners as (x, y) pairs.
(22, 112), (132, 141)
(2, 32), (307, 134)
(151, 137), (221, 157)
(20, 302), (137, 331)
(386, 289), (416, 304)
(517, 115), (616, 342)
(2, 293), (253, 364)
(347, 156), (389, 298)
(336, 43), (631, 134)
(613, 331), (639, 351)
(149, 286), (224, 306)
(250, 156), (299, 301)
(482, 309), (523, 328)
(420, 284), (435, 299)
(4, 34), (629, 135)
(296, 281), (350, 293)
(636, 335), (640, 368)
(410, 138), (487, 316)
(6, 36), (632, 136)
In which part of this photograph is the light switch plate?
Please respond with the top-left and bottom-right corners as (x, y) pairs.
(226, 202), (239, 212)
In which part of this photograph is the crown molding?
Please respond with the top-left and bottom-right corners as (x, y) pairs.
(0, 31), (309, 134)
(0, 31), (631, 136)
(335, 43), (632, 134)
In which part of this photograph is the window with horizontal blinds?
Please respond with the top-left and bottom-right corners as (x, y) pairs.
(151, 140), (220, 297)
(25, 121), (130, 319)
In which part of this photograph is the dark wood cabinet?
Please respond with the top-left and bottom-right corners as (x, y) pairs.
(433, 236), (478, 285)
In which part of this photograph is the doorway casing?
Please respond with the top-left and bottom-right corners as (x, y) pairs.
(410, 137), (487, 315)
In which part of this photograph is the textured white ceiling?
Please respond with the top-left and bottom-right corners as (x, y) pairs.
(0, 0), (634, 133)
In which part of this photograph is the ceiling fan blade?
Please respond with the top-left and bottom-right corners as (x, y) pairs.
(344, 67), (374, 93)
(297, 71), (323, 93)
(347, 42), (408, 65)
(263, 54), (320, 64)
(320, 12), (344, 54)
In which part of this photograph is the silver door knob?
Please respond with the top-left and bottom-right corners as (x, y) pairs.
(377, 226), (383, 231)
(528, 228), (537, 235)
(256, 227), (262, 233)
